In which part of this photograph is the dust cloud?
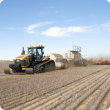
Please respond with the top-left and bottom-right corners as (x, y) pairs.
(87, 54), (110, 61)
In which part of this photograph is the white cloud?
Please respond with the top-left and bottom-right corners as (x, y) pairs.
(41, 26), (91, 37)
(7, 27), (15, 30)
(41, 27), (68, 37)
(107, 0), (110, 3)
(55, 11), (58, 13)
(0, 0), (3, 4)
(26, 30), (35, 34)
(90, 21), (110, 32)
(24, 21), (110, 37)
(100, 21), (110, 31)
(25, 22), (53, 34)
(25, 22), (53, 31)
(65, 19), (76, 22)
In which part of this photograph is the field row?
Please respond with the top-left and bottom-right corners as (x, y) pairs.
(0, 65), (109, 109)
(8, 66), (110, 110)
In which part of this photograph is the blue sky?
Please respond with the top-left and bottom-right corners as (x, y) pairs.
(0, 0), (110, 60)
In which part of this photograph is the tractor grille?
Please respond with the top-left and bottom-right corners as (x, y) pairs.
(14, 60), (28, 66)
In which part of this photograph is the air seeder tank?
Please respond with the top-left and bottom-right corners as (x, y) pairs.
(46, 53), (69, 69)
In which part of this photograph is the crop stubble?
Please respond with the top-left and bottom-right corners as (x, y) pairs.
(0, 61), (110, 110)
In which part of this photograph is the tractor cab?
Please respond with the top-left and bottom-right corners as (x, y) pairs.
(27, 45), (44, 60)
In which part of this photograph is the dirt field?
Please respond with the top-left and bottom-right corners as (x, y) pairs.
(0, 61), (110, 110)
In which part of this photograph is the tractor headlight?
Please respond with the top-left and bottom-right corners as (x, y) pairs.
(21, 59), (24, 60)
(16, 59), (20, 62)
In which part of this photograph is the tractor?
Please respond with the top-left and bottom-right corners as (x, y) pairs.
(4, 45), (55, 74)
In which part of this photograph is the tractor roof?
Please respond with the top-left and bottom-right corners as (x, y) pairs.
(27, 45), (44, 48)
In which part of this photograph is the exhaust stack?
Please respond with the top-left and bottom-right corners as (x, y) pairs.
(21, 46), (25, 55)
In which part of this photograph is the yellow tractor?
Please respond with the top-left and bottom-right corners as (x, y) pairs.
(4, 45), (55, 74)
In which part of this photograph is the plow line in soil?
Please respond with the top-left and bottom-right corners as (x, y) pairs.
(6, 67), (110, 110)
(2, 69), (105, 110)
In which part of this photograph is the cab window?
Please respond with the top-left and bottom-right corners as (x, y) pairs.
(28, 48), (36, 55)
(33, 48), (36, 55)
(37, 49), (42, 59)
(28, 48), (33, 54)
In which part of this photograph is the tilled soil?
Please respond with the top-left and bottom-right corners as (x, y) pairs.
(0, 61), (110, 110)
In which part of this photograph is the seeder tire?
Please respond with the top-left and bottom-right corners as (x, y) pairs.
(83, 59), (88, 66)
(79, 59), (82, 66)
(50, 61), (55, 71)
(62, 59), (69, 69)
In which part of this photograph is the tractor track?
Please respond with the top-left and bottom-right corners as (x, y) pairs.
(0, 65), (110, 110)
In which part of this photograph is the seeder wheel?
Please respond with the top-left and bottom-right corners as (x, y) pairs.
(83, 59), (88, 66)
(50, 61), (55, 71)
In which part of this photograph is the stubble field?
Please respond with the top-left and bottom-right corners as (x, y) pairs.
(0, 61), (110, 110)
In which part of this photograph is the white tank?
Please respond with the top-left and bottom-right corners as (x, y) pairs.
(46, 53), (63, 62)
(45, 53), (64, 68)
(63, 51), (75, 67)
(63, 51), (74, 59)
